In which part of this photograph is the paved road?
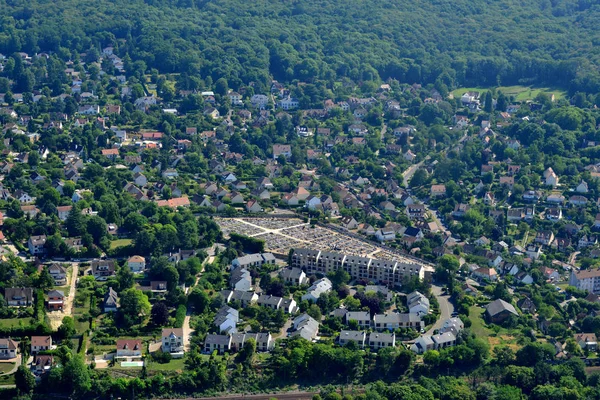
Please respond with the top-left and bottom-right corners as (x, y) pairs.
(425, 285), (454, 336)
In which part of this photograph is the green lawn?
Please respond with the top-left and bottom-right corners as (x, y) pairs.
(0, 374), (15, 385)
(110, 239), (132, 249)
(146, 358), (186, 371)
(0, 318), (31, 328)
(469, 306), (492, 338)
(452, 85), (565, 102)
(0, 363), (15, 374)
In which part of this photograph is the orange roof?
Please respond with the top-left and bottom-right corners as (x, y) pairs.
(156, 196), (190, 208)
(101, 148), (119, 155)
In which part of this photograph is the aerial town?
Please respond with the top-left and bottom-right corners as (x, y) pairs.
(0, 42), (599, 399)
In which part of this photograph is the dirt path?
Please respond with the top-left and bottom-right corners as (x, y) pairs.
(48, 264), (79, 329)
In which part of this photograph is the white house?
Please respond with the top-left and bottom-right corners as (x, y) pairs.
(301, 278), (332, 302)
(127, 255), (146, 272)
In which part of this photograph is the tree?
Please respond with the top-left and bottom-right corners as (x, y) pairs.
(117, 265), (135, 291)
(15, 365), (35, 394)
(484, 91), (493, 113)
(236, 338), (256, 366)
(409, 168), (428, 188)
(151, 302), (170, 326)
(119, 288), (151, 327)
(37, 267), (55, 290)
(188, 288), (210, 313)
(65, 207), (86, 237)
(58, 316), (76, 339)
(63, 355), (91, 396)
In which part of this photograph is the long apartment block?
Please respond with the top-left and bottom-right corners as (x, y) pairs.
(290, 248), (425, 286)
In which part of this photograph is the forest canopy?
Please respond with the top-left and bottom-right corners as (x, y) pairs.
(0, 0), (600, 94)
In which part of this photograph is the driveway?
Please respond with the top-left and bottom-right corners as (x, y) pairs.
(425, 284), (454, 335)
(48, 264), (79, 329)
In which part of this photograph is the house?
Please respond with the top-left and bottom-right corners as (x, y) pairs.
(406, 204), (427, 219)
(472, 267), (498, 282)
(430, 185), (446, 197)
(574, 333), (597, 351)
(345, 311), (371, 329)
(221, 290), (260, 307)
(569, 195), (588, 207)
(56, 205), (72, 221)
(292, 314), (319, 341)
(28, 235), (47, 255)
(103, 287), (119, 312)
(341, 216), (359, 230)
(439, 318), (464, 336)
(155, 197), (191, 209)
(31, 336), (52, 354)
(545, 207), (562, 221)
(101, 148), (119, 159)
(162, 328), (185, 357)
(302, 278), (332, 302)
(485, 299), (518, 323)
(280, 268), (309, 286)
(577, 180), (589, 193)
(231, 268), (252, 291)
(33, 354), (54, 375)
(127, 255), (146, 272)
(231, 253), (276, 270)
(246, 200), (262, 213)
(517, 297), (537, 314)
(272, 144), (292, 159)
(214, 306), (239, 334)
(133, 173), (147, 187)
(368, 333), (396, 350)
(47, 264), (67, 285)
(410, 335), (435, 354)
(46, 290), (64, 311)
(92, 260), (116, 280)
(407, 291), (429, 316)
(0, 338), (18, 359)
(542, 267), (560, 281)
(499, 176), (514, 188)
(338, 330), (366, 348)
(365, 285), (394, 302)
(116, 339), (143, 359)
(5, 287), (33, 307)
(204, 334), (231, 354)
(545, 170), (559, 187)
(535, 230), (555, 246)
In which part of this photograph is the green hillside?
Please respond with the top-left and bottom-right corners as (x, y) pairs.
(0, 0), (600, 93)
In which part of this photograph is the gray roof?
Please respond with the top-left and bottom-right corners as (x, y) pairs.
(346, 311), (371, 322)
(486, 299), (518, 317)
(339, 330), (366, 341)
(397, 313), (421, 323)
(204, 334), (231, 346)
(258, 294), (282, 307)
(368, 332), (395, 344)
(373, 313), (401, 324)
(432, 332), (456, 345)
(280, 267), (305, 280)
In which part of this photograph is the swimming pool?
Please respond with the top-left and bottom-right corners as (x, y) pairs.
(121, 361), (144, 367)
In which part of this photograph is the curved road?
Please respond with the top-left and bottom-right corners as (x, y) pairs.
(426, 284), (454, 336)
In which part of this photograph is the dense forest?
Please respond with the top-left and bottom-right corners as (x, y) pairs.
(1, 0), (600, 94)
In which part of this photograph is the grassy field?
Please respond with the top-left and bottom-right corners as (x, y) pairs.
(0, 373), (15, 385)
(452, 85), (566, 102)
(0, 363), (15, 374)
(469, 306), (492, 338)
(110, 238), (132, 249)
(0, 318), (32, 328)
(146, 358), (186, 371)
